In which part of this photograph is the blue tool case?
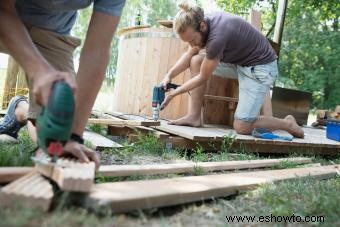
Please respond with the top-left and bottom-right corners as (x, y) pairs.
(326, 119), (340, 142)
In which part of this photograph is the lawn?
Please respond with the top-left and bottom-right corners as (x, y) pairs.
(0, 128), (339, 226)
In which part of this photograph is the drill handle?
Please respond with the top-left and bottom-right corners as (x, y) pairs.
(164, 83), (179, 91)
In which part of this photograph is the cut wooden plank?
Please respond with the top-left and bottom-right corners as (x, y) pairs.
(83, 131), (122, 150)
(154, 123), (217, 141)
(0, 171), (54, 211)
(97, 158), (312, 177)
(35, 158), (95, 192)
(0, 167), (34, 184)
(87, 165), (339, 212)
(204, 95), (238, 103)
(88, 117), (160, 127)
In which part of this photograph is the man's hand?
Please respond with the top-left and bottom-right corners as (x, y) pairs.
(63, 141), (100, 170)
(188, 46), (200, 56)
(160, 75), (171, 91)
(160, 92), (175, 110)
(32, 68), (76, 107)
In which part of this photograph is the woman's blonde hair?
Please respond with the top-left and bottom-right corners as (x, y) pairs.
(174, 1), (204, 34)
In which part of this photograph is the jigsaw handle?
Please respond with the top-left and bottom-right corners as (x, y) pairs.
(166, 83), (179, 90)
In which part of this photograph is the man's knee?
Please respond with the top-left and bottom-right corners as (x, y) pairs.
(233, 120), (253, 135)
(190, 54), (204, 72)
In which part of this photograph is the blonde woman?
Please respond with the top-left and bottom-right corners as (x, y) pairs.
(160, 2), (304, 138)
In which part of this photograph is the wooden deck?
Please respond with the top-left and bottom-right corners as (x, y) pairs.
(154, 123), (339, 155)
(103, 112), (340, 156)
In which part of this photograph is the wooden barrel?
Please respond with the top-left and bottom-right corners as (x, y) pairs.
(112, 27), (191, 120)
(112, 26), (238, 126)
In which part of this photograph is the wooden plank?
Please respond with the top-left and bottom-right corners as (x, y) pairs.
(250, 9), (261, 31)
(0, 171), (54, 211)
(92, 111), (168, 139)
(35, 158), (95, 192)
(106, 111), (340, 154)
(273, 0), (288, 50)
(98, 158), (312, 177)
(0, 167), (34, 184)
(204, 95), (238, 103)
(105, 112), (216, 141)
(154, 123), (217, 141)
(130, 126), (170, 140)
(87, 165), (339, 212)
(83, 131), (122, 150)
(88, 117), (160, 127)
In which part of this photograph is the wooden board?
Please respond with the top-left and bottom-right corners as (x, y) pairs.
(111, 27), (190, 121)
(35, 158), (95, 192)
(87, 165), (339, 212)
(117, 25), (151, 36)
(83, 131), (122, 150)
(106, 112), (217, 141)
(0, 158), (313, 184)
(105, 111), (339, 155)
(0, 171), (53, 211)
(0, 167), (34, 184)
(154, 123), (217, 141)
(97, 158), (312, 177)
(88, 117), (160, 127)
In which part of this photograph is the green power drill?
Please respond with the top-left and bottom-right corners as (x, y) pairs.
(36, 81), (75, 162)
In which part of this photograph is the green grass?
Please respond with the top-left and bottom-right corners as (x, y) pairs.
(218, 176), (340, 226)
(1, 126), (339, 226)
(1, 177), (338, 226)
(0, 129), (35, 166)
(87, 123), (107, 136)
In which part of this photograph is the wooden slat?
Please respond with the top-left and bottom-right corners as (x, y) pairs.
(204, 95), (238, 103)
(87, 165), (339, 212)
(35, 158), (95, 192)
(106, 112), (216, 141)
(154, 123), (217, 141)
(98, 158), (312, 177)
(83, 131), (122, 150)
(250, 9), (261, 31)
(0, 167), (34, 184)
(131, 126), (170, 140)
(0, 171), (53, 211)
(88, 117), (160, 127)
(273, 0), (288, 49)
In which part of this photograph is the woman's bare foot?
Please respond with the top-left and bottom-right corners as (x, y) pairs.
(284, 115), (304, 138)
(169, 114), (202, 127)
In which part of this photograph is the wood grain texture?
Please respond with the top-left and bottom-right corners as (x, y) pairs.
(0, 167), (34, 184)
(35, 158), (95, 192)
(87, 165), (339, 212)
(0, 171), (53, 211)
(88, 117), (160, 127)
(98, 158), (312, 177)
(111, 27), (190, 120)
(83, 131), (122, 150)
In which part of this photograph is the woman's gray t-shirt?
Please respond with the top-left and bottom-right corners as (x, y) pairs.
(205, 11), (277, 66)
